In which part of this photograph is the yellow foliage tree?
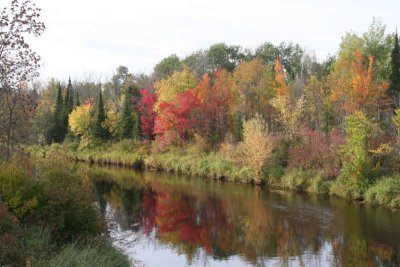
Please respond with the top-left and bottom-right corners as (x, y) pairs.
(271, 95), (305, 139)
(69, 104), (94, 148)
(232, 58), (274, 119)
(154, 67), (197, 112)
(102, 101), (120, 138)
(240, 114), (273, 183)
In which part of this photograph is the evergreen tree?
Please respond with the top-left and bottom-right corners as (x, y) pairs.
(61, 77), (74, 137)
(93, 90), (109, 140)
(48, 83), (65, 143)
(389, 31), (400, 109)
(75, 91), (80, 106)
(120, 86), (135, 139)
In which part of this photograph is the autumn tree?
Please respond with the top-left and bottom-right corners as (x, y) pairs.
(154, 89), (200, 145)
(0, 0), (45, 159)
(232, 59), (274, 120)
(240, 114), (273, 183)
(274, 58), (289, 96)
(195, 70), (234, 143)
(303, 75), (325, 131)
(69, 103), (94, 148)
(154, 67), (196, 112)
(271, 95), (305, 140)
(139, 89), (157, 140)
(103, 102), (119, 138)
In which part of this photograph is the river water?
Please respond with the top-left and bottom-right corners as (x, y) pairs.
(88, 166), (400, 267)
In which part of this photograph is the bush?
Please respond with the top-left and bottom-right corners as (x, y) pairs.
(0, 152), (104, 242)
(280, 169), (311, 192)
(365, 177), (400, 208)
(0, 203), (23, 266)
(240, 114), (273, 183)
(33, 239), (130, 267)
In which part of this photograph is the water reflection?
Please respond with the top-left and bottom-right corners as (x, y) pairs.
(88, 166), (400, 267)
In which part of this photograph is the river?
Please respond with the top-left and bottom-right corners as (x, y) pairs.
(88, 165), (400, 267)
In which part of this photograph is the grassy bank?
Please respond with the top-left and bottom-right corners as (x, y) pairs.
(0, 151), (130, 267)
(23, 141), (400, 210)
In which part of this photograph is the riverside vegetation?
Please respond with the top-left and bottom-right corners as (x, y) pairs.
(2, 1), (399, 266)
(6, 18), (400, 211)
(0, 151), (130, 266)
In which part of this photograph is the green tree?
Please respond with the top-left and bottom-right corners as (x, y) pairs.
(206, 43), (245, 72)
(62, 77), (74, 136)
(93, 90), (109, 140)
(153, 54), (182, 81)
(120, 86), (135, 139)
(389, 31), (400, 108)
(336, 111), (374, 199)
(75, 91), (80, 107)
(49, 83), (65, 143)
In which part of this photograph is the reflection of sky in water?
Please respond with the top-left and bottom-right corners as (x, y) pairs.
(106, 204), (336, 267)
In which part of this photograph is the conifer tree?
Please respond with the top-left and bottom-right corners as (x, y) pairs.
(61, 77), (74, 136)
(75, 91), (80, 107)
(389, 31), (400, 109)
(49, 83), (65, 143)
(120, 86), (135, 139)
(93, 90), (109, 140)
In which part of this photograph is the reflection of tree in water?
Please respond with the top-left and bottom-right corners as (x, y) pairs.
(88, 166), (400, 266)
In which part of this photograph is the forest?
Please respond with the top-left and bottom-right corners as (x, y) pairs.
(2, 17), (400, 206)
(1, 0), (400, 265)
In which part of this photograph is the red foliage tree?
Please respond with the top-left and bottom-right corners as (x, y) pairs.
(154, 89), (200, 142)
(138, 89), (157, 140)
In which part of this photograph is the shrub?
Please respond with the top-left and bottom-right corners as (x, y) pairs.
(33, 239), (130, 267)
(288, 129), (344, 178)
(280, 169), (311, 192)
(239, 114), (273, 183)
(0, 203), (23, 266)
(365, 177), (400, 208)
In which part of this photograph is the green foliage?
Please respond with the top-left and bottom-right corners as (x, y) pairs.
(49, 83), (65, 143)
(280, 169), (311, 192)
(34, 239), (130, 267)
(93, 91), (110, 140)
(153, 54), (182, 81)
(389, 31), (400, 108)
(119, 86), (141, 139)
(0, 152), (128, 267)
(61, 77), (75, 137)
(0, 153), (104, 242)
(335, 111), (374, 199)
(365, 176), (400, 208)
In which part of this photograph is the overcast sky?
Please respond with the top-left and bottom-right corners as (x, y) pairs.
(28, 0), (399, 81)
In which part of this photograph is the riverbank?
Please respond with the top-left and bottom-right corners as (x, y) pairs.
(24, 143), (400, 209)
(0, 150), (130, 267)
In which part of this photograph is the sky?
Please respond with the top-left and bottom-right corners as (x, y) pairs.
(26, 0), (400, 81)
